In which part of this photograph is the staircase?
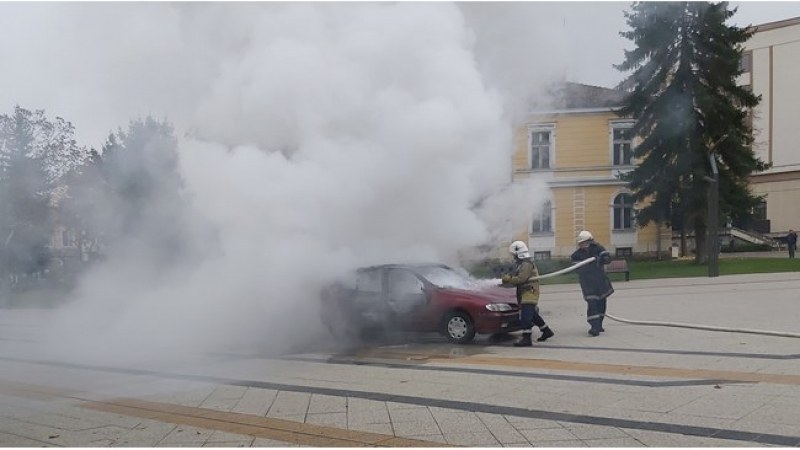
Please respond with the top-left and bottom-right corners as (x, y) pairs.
(728, 227), (780, 249)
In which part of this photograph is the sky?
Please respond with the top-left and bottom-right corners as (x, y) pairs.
(1, 0), (799, 370)
(558, 1), (800, 88)
(2, 2), (799, 146)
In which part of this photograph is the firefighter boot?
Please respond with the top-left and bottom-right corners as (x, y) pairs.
(537, 327), (554, 342)
(588, 318), (602, 336)
(514, 333), (533, 347)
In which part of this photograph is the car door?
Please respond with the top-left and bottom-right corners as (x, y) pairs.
(385, 268), (429, 330)
(351, 268), (387, 327)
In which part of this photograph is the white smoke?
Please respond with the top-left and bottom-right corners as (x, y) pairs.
(0, 3), (565, 365)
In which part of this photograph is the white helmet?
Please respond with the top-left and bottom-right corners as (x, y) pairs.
(509, 241), (531, 259)
(577, 230), (594, 243)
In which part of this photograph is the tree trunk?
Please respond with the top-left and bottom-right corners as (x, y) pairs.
(656, 220), (662, 261)
(694, 217), (707, 264)
(680, 214), (687, 258)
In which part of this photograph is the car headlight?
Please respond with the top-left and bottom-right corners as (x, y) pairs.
(485, 303), (513, 312)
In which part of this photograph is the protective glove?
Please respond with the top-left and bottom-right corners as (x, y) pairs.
(501, 274), (511, 284)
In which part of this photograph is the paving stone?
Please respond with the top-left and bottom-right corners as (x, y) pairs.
(58, 425), (132, 446)
(504, 415), (564, 430)
(583, 437), (647, 447)
(473, 414), (528, 445)
(206, 430), (256, 443)
(308, 394), (347, 414)
(533, 439), (588, 447)
(386, 402), (428, 410)
(9, 411), (109, 431)
(404, 434), (448, 444)
(623, 428), (765, 447)
(155, 443), (205, 447)
(670, 395), (770, 420)
(346, 398), (390, 423)
(111, 420), (177, 447)
(347, 397), (388, 413)
(202, 440), (253, 447)
(443, 431), (500, 446)
(231, 388), (277, 416)
(159, 425), (214, 445)
(348, 411), (392, 426)
(392, 420), (442, 437)
(740, 403), (800, 426)
(519, 427), (579, 442)
(252, 437), (303, 447)
(200, 385), (246, 412)
(265, 392), (310, 419)
(348, 422), (394, 435)
(388, 407), (435, 423)
(0, 430), (56, 446)
(150, 385), (217, 408)
(561, 423), (631, 440)
(0, 418), (73, 446)
(305, 412), (347, 429)
(433, 412), (489, 434)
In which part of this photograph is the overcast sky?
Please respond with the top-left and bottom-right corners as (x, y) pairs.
(559, 1), (800, 88)
(1, 1), (799, 147)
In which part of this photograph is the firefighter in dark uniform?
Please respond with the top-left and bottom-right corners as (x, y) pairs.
(501, 241), (554, 346)
(571, 230), (614, 336)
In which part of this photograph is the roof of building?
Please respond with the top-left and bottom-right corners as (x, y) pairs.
(530, 82), (627, 113)
(557, 82), (627, 109)
(749, 16), (800, 33)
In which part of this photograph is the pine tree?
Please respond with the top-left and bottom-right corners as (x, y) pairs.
(0, 107), (53, 278)
(616, 1), (766, 263)
(73, 117), (216, 268)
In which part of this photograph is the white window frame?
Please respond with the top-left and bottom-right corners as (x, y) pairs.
(612, 192), (635, 231)
(528, 124), (555, 170)
(609, 120), (635, 167)
(531, 200), (553, 235)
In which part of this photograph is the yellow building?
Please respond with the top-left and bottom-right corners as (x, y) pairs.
(511, 83), (670, 259)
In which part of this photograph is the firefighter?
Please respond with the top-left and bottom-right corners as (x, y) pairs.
(571, 230), (614, 336)
(501, 241), (554, 346)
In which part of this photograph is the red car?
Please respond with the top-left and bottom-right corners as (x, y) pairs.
(320, 264), (521, 344)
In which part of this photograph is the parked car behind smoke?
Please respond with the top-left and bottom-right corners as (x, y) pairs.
(320, 263), (521, 344)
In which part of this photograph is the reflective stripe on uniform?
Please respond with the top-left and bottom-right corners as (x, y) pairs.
(587, 314), (602, 320)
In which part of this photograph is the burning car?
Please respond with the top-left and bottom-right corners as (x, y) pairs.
(320, 264), (521, 344)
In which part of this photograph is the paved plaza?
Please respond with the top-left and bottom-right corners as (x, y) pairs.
(1, 271), (799, 447)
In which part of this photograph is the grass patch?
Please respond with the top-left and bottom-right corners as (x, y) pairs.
(535, 257), (800, 285)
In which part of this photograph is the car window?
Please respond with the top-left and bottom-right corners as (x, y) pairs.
(387, 269), (424, 294)
(414, 265), (478, 289)
(356, 269), (382, 293)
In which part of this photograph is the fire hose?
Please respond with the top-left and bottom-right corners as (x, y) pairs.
(524, 257), (800, 339)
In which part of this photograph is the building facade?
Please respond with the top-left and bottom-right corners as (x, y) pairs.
(740, 17), (800, 235)
(511, 83), (669, 258)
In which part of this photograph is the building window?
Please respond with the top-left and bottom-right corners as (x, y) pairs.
(534, 251), (551, 261)
(742, 84), (754, 132)
(531, 200), (552, 234)
(613, 193), (634, 230)
(615, 247), (632, 257)
(739, 51), (752, 73)
(529, 127), (553, 169)
(611, 124), (633, 166)
(753, 199), (767, 221)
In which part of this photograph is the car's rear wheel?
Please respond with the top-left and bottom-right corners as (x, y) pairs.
(443, 311), (476, 344)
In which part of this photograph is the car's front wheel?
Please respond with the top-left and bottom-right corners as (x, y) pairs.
(442, 311), (476, 344)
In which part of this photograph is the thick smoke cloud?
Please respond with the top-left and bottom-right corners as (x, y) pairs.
(0, 3), (562, 365)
